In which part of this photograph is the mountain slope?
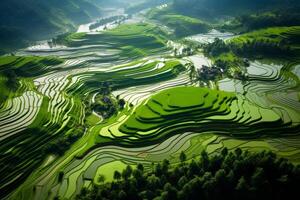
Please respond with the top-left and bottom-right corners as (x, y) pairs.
(0, 0), (102, 54)
(173, 0), (300, 18)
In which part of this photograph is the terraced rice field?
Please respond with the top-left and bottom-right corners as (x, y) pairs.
(219, 60), (300, 125)
(0, 91), (42, 140)
(1, 20), (299, 200)
(230, 26), (300, 47)
(186, 29), (236, 44)
(101, 86), (298, 143)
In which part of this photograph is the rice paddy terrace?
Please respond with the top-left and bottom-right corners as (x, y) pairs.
(0, 16), (300, 200)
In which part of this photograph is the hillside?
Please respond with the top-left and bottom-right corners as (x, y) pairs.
(173, 0), (300, 18)
(76, 149), (300, 200)
(0, 1), (300, 200)
(0, 0), (102, 54)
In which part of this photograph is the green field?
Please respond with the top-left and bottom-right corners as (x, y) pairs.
(229, 26), (300, 58)
(1, 3), (300, 200)
(231, 26), (300, 45)
(56, 23), (170, 59)
(147, 7), (210, 37)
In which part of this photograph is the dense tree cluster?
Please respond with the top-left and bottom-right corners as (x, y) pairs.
(85, 82), (126, 119)
(223, 10), (300, 33)
(204, 35), (294, 63)
(73, 148), (300, 200)
(2, 69), (19, 90)
(44, 126), (85, 156)
(230, 39), (293, 58)
(93, 95), (118, 119)
(0, 69), (20, 104)
(203, 38), (230, 57)
(196, 65), (222, 82)
(196, 38), (248, 82)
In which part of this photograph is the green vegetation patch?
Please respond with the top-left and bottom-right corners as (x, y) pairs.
(76, 149), (300, 200)
(119, 86), (235, 134)
(159, 14), (209, 37)
(94, 161), (135, 184)
(221, 10), (300, 33)
(229, 26), (300, 58)
(230, 26), (300, 46)
(98, 85), (297, 142)
(67, 59), (185, 94)
(0, 55), (63, 77)
(201, 26), (300, 83)
(0, 55), (63, 104)
(147, 7), (210, 37)
(56, 23), (170, 58)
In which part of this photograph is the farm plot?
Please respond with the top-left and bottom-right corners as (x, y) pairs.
(16, 23), (173, 73)
(112, 69), (191, 106)
(0, 55), (88, 199)
(218, 60), (300, 125)
(47, 132), (204, 199)
(66, 59), (186, 97)
(186, 29), (236, 44)
(0, 91), (42, 140)
(3, 17), (300, 200)
(36, 131), (300, 200)
(100, 86), (298, 143)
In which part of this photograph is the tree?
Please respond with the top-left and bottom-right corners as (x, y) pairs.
(139, 190), (155, 200)
(234, 148), (242, 158)
(155, 163), (163, 177)
(221, 147), (228, 157)
(161, 183), (178, 200)
(118, 190), (127, 200)
(122, 165), (132, 180)
(162, 159), (170, 174)
(200, 150), (209, 170)
(98, 174), (105, 184)
(203, 178), (217, 198)
(180, 151), (187, 163)
(79, 187), (88, 197)
(189, 64), (197, 82)
(251, 167), (266, 190)
(73, 149), (300, 200)
(215, 59), (229, 71)
(137, 163), (144, 172)
(209, 154), (223, 173)
(147, 174), (161, 190)
(235, 176), (250, 192)
(226, 170), (235, 184)
(118, 99), (126, 109)
(215, 169), (226, 184)
(204, 38), (230, 57)
(178, 175), (188, 188)
(58, 171), (64, 183)
(133, 169), (143, 180)
(113, 170), (121, 181)
(188, 159), (199, 176)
